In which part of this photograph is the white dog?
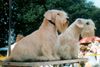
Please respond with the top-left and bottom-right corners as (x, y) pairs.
(56, 18), (95, 60)
(4, 9), (69, 62)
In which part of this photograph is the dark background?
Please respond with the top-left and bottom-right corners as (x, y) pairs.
(0, 0), (100, 48)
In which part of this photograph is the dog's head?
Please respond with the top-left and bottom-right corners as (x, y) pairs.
(81, 19), (96, 38)
(74, 18), (96, 38)
(44, 9), (69, 33)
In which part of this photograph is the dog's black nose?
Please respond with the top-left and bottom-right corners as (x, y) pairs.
(86, 22), (89, 25)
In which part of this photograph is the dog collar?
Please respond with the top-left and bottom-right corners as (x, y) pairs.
(48, 20), (55, 26)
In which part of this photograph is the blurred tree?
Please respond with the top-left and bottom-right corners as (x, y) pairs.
(91, 9), (100, 36)
(0, 0), (9, 47)
(14, 0), (100, 36)
(0, 0), (100, 48)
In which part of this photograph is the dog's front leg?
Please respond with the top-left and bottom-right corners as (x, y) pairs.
(41, 45), (57, 61)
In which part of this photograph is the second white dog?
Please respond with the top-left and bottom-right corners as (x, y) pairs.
(56, 18), (95, 60)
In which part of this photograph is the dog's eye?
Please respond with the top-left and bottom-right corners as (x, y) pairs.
(86, 22), (89, 25)
(57, 13), (60, 15)
(66, 18), (69, 21)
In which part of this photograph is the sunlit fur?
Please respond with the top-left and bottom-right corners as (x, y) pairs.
(4, 9), (69, 62)
(56, 18), (95, 60)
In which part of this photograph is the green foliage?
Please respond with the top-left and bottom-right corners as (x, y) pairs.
(0, 0), (100, 48)
(0, 0), (100, 35)
(11, 0), (100, 36)
(23, 5), (44, 23)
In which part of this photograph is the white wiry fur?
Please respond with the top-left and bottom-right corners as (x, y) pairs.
(56, 18), (95, 60)
(4, 9), (69, 62)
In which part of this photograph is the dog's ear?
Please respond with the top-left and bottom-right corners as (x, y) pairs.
(44, 10), (52, 20)
(76, 19), (84, 28)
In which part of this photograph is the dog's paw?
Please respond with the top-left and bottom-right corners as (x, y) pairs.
(72, 56), (78, 59)
(54, 55), (60, 60)
(61, 56), (72, 60)
(48, 57), (57, 61)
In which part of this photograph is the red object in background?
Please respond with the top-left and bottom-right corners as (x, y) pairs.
(80, 36), (100, 43)
(95, 37), (100, 42)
